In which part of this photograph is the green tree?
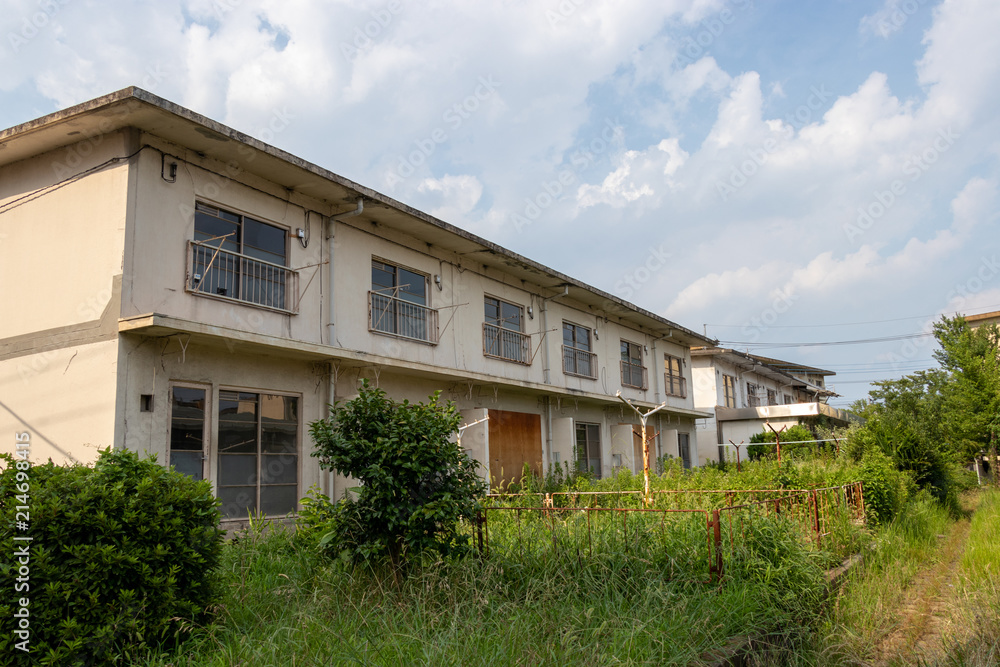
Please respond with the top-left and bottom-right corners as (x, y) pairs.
(308, 382), (485, 567)
(933, 316), (1000, 462)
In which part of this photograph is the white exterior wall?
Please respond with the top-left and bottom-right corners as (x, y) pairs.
(0, 135), (131, 464)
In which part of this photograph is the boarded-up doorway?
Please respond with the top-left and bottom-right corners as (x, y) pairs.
(488, 409), (542, 490)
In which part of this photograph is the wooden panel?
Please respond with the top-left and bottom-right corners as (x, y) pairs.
(488, 409), (542, 490)
(632, 428), (644, 474)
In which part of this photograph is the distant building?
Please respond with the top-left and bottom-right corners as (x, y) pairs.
(690, 347), (858, 465)
(0, 87), (718, 526)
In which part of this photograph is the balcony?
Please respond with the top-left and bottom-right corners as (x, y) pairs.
(187, 241), (299, 313)
(483, 323), (531, 364)
(663, 374), (687, 398)
(620, 360), (648, 390)
(369, 291), (439, 344)
(562, 346), (597, 379)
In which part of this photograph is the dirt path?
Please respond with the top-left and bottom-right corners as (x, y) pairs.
(874, 516), (973, 666)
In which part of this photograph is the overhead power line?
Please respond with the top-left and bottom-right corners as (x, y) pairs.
(718, 332), (935, 349)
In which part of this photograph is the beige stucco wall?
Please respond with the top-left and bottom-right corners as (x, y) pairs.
(0, 339), (119, 464)
(0, 133), (130, 464)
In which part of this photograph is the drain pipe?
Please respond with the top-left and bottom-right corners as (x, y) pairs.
(326, 198), (363, 346)
(539, 284), (569, 474)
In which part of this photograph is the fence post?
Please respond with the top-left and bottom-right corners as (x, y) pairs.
(810, 489), (820, 546)
(711, 509), (723, 582)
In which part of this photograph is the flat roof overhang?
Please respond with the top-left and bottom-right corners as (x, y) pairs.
(119, 313), (712, 418)
(2, 87), (717, 349)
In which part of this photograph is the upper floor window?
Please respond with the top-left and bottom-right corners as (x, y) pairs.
(783, 393), (794, 405)
(562, 322), (596, 379)
(369, 259), (438, 344)
(722, 374), (737, 408)
(663, 354), (686, 398)
(747, 382), (763, 407)
(620, 340), (647, 390)
(766, 388), (777, 406)
(187, 202), (298, 312)
(483, 296), (530, 364)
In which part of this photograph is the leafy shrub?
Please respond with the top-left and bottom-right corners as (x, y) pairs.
(308, 382), (486, 566)
(857, 448), (912, 525)
(747, 424), (815, 461)
(0, 448), (223, 665)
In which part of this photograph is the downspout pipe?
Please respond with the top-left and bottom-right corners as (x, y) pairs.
(325, 198), (362, 500)
(326, 198), (363, 346)
(539, 284), (569, 474)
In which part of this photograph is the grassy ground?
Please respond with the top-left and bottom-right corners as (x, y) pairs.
(140, 513), (835, 665)
(764, 487), (1000, 667)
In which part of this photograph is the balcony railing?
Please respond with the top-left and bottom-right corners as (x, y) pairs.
(562, 346), (597, 379)
(620, 360), (648, 390)
(483, 323), (531, 364)
(664, 374), (687, 398)
(187, 241), (299, 313)
(369, 291), (439, 344)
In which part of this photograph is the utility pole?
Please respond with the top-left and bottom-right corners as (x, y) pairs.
(616, 391), (667, 505)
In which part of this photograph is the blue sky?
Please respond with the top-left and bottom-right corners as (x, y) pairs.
(2, 0), (998, 408)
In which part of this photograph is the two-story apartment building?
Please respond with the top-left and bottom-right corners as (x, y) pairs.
(0, 87), (715, 524)
(690, 347), (856, 464)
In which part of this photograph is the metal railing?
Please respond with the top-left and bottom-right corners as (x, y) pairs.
(562, 346), (597, 379)
(483, 323), (531, 364)
(187, 241), (298, 313)
(368, 291), (439, 344)
(474, 482), (866, 582)
(620, 360), (648, 390)
(663, 374), (687, 398)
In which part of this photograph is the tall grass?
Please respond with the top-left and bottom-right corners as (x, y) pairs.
(140, 509), (833, 666)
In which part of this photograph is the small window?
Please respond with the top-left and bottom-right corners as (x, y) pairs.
(140, 394), (154, 412)
(664, 354), (686, 397)
(783, 394), (794, 405)
(576, 422), (601, 478)
(620, 340), (646, 389)
(678, 433), (692, 469)
(562, 322), (596, 378)
(189, 203), (293, 311)
(369, 259), (437, 343)
(722, 375), (737, 408)
(170, 386), (207, 480)
(484, 297), (529, 364)
(747, 383), (762, 407)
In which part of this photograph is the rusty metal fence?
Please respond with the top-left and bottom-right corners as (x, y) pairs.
(474, 482), (865, 581)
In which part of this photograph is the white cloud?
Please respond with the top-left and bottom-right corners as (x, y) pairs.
(417, 174), (484, 221)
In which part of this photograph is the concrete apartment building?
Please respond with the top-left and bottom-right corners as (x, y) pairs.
(690, 347), (856, 464)
(0, 87), (716, 523)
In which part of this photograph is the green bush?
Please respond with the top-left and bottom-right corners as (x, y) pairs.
(308, 382), (486, 566)
(857, 448), (912, 525)
(0, 449), (224, 665)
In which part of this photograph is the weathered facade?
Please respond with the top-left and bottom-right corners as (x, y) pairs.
(0, 88), (716, 525)
(691, 347), (856, 464)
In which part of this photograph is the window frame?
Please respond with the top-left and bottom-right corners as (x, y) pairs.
(722, 374), (737, 408)
(168, 382), (212, 482)
(663, 354), (686, 398)
(575, 422), (602, 479)
(369, 257), (438, 344)
(562, 321), (596, 379)
(483, 295), (531, 364)
(620, 339), (647, 390)
(189, 201), (296, 312)
(215, 387), (301, 520)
